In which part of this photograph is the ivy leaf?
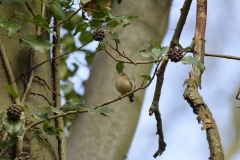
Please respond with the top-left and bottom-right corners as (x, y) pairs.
(79, 31), (93, 44)
(150, 40), (161, 49)
(96, 41), (107, 52)
(0, 138), (18, 149)
(174, 39), (183, 49)
(49, 1), (66, 20)
(109, 32), (118, 40)
(33, 15), (49, 26)
(140, 49), (152, 58)
(2, 0), (25, 5)
(152, 47), (168, 58)
(62, 100), (79, 113)
(81, 0), (91, 4)
(73, 22), (88, 36)
(88, 106), (114, 115)
(2, 119), (23, 138)
(100, 4), (112, 14)
(3, 84), (19, 99)
(140, 75), (151, 81)
(20, 35), (54, 53)
(43, 123), (62, 136)
(181, 56), (205, 71)
(107, 20), (120, 28)
(116, 62), (125, 73)
(0, 16), (22, 36)
(39, 105), (64, 114)
(130, 44), (150, 57)
(120, 15), (138, 23)
(32, 112), (51, 124)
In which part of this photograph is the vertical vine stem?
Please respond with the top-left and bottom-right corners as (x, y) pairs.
(52, 18), (66, 160)
(183, 0), (224, 159)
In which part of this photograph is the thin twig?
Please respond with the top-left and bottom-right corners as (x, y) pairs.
(15, 41), (92, 81)
(29, 92), (53, 106)
(34, 76), (61, 96)
(205, 52), (240, 61)
(40, 7), (81, 35)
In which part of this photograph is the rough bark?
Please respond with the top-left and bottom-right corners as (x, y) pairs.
(0, 2), (58, 159)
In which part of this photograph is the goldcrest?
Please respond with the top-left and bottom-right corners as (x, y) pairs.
(115, 73), (134, 102)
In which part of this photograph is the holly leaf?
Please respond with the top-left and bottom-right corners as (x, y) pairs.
(116, 62), (125, 73)
(20, 35), (54, 53)
(3, 84), (19, 99)
(2, 119), (23, 138)
(181, 56), (205, 71)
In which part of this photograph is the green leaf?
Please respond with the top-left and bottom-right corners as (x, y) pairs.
(3, 84), (19, 99)
(81, 0), (91, 4)
(123, 23), (131, 29)
(61, 11), (82, 32)
(49, 1), (66, 20)
(2, 119), (23, 137)
(130, 44), (150, 57)
(3, 0), (25, 5)
(73, 22), (88, 36)
(96, 106), (114, 114)
(60, 33), (76, 52)
(79, 31), (93, 44)
(43, 123), (62, 136)
(88, 106), (114, 115)
(89, 19), (103, 29)
(32, 112), (51, 123)
(39, 105), (64, 114)
(152, 47), (168, 58)
(109, 32), (118, 40)
(0, 138), (17, 149)
(181, 56), (205, 71)
(33, 15), (49, 26)
(174, 39), (183, 49)
(107, 20), (120, 28)
(116, 62), (125, 73)
(0, 16), (22, 36)
(62, 100), (79, 113)
(150, 40), (161, 49)
(0, 112), (5, 120)
(20, 35), (54, 53)
(140, 49), (152, 58)
(120, 15), (138, 23)
(140, 75), (151, 81)
(100, 4), (112, 14)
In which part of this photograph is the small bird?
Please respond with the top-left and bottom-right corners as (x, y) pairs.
(115, 72), (134, 102)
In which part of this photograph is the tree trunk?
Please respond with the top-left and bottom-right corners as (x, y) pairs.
(66, 1), (172, 160)
(0, 2), (58, 159)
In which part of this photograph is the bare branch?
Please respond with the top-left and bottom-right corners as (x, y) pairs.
(205, 52), (240, 61)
